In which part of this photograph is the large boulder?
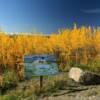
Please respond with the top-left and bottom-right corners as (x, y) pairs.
(68, 67), (100, 85)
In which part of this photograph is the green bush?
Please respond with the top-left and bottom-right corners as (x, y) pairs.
(2, 70), (18, 92)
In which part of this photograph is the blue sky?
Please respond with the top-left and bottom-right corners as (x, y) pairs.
(0, 0), (100, 34)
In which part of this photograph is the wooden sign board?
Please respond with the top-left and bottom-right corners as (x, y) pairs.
(24, 55), (59, 77)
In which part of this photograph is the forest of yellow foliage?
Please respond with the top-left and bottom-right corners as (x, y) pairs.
(0, 25), (100, 75)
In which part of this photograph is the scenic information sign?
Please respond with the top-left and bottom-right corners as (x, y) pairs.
(24, 55), (59, 77)
(24, 55), (59, 89)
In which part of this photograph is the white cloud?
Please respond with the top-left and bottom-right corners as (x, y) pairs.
(82, 8), (100, 14)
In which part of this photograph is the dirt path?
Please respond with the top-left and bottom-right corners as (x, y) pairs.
(41, 95), (100, 100)
(38, 85), (100, 100)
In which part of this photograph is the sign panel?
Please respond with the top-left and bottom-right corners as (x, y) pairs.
(24, 55), (59, 77)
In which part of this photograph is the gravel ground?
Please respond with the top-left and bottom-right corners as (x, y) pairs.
(38, 85), (100, 100)
(37, 72), (100, 100)
(41, 95), (100, 100)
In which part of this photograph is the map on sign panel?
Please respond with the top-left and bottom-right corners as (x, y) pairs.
(24, 55), (59, 77)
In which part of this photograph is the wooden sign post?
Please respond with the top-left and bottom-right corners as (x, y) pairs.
(40, 76), (43, 89)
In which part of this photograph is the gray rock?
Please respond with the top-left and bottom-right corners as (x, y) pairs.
(68, 67), (100, 85)
(79, 71), (100, 85)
